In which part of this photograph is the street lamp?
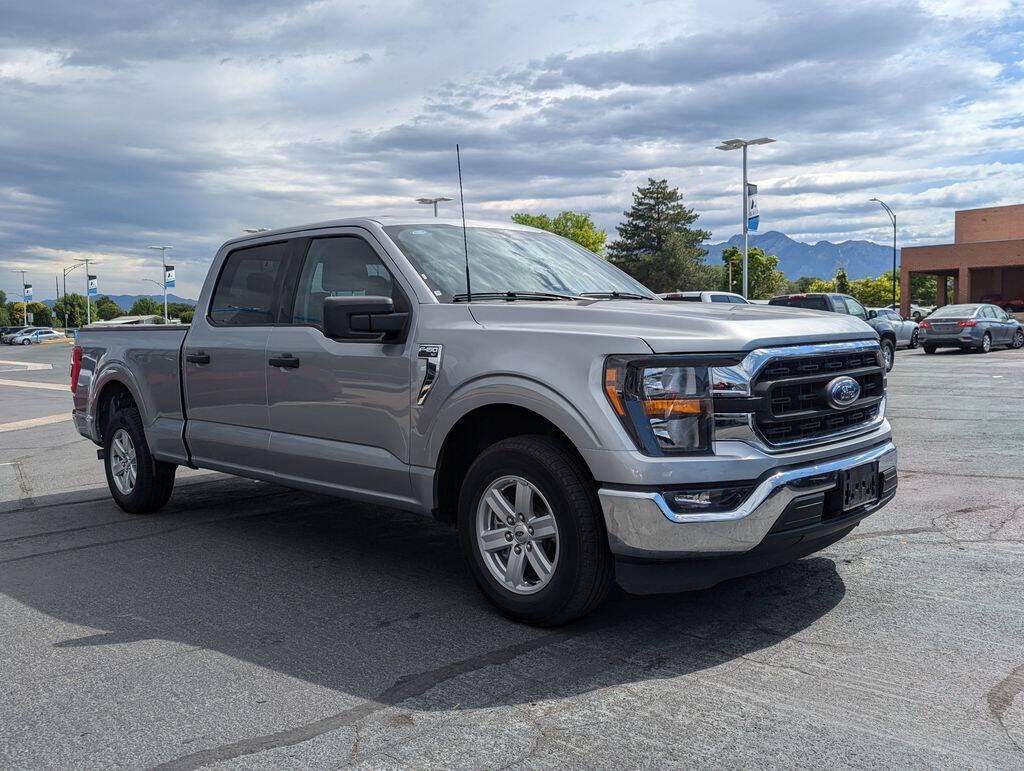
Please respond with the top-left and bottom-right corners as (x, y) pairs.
(148, 245), (173, 322)
(10, 269), (28, 325)
(869, 198), (897, 309)
(75, 258), (96, 325)
(416, 197), (452, 217)
(716, 137), (775, 298)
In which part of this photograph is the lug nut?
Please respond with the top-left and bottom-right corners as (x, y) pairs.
(505, 532), (513, 541)
(518, 514), (525, 521)
(526, 543), (533, 551)
(514, 546), (522, 554)
(507, 517), (515, 526)
(528, 527), (534, 535)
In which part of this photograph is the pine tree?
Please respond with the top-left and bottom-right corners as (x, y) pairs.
(607, 179), (712, 292)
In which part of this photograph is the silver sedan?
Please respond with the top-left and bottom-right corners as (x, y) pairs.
(870, 308), (919, 349)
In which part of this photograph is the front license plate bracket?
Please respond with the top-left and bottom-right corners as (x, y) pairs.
(842, 462), (879, 511)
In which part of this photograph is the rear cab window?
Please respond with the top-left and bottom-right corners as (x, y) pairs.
(208, 242), (289, 325)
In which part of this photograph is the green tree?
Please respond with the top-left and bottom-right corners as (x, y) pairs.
(0, 291), (8, 326)
(910, 273), (937, 305)
(53, 294), (98, 327)
(511, 211), (607, 253)
(834, 267), (851, 294)
(720, 246), (789, 299)
(849, 273), (897, 308)
(25, 302), (52, 327)
(177, 308), (195, 324)
(130, 297), (162, 316)
(94, 295), (124, 321)
(788, 276), (819, 294)
(606, 178), (712, 292)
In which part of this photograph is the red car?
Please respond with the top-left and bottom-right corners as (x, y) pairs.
(980, 294), (1024, 313)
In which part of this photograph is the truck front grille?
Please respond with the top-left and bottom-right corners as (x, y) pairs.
(751, 347), (885, 447)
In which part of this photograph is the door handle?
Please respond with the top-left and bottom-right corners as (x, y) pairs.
(185, 351), (211, 365)
(268, 354), (300, 369)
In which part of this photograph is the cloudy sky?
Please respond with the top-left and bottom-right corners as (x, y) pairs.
(2, 0), (1023, 299)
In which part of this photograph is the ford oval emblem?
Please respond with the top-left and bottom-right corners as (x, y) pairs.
(826, 376), (861, 409)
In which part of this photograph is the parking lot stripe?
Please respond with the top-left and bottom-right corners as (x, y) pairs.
(0, 378), (68, 392)
(0, 360), (53, 371)
(0, 413), (71, 433)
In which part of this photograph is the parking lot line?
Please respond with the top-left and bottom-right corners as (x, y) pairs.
(0, 378), (68, 392)
(0, 413), (72, 433)
(0, 360), (53, 371)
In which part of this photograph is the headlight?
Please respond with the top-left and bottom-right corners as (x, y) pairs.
(604, 356), (717, 455)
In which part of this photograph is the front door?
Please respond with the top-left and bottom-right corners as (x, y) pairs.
(183, 240), (290, 476)
(266, 233), (416, 508)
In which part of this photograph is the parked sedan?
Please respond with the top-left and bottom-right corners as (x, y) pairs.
(918, 303), (1024, 353)
(870, 307), (919, 349)
(2, 326), (37, 344)
(660, 290), (750, 304)
(10, 328), (65, 345)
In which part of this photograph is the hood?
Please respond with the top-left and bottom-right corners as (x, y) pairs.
(468, 299), (877, 353)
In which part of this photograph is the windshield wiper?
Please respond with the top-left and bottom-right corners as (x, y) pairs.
(451, 290), (584, 302)
(578, 291), (656, 300)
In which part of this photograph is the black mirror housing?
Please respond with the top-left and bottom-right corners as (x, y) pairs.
(867, 310), (877, 319)
(323, 295), (408, 342)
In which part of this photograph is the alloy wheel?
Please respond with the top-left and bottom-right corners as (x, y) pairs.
(110, 428), (138, 495)
(475, 475), (560, 595)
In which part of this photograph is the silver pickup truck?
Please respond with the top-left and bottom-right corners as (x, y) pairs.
(72, 217), (897, 625)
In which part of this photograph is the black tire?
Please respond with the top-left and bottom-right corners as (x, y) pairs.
(103, 404), (176, 514)
(457, 435), (613, 626)
(1012, 328), (1024, 349)
(923, 345), (936, 354)
(21, 338), (30, 345)
(881, 339), (895, 372)
(977, 332), (992, 354)
(909, 329), (919, 349)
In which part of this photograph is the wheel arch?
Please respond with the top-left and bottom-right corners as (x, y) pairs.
(93, 375), (142, 444)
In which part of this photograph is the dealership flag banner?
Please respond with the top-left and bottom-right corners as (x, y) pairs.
(23, 284), (32, 301)
(88, 275), (98, 297)
(747, 183), (759, 232)
(165, 266), (175, 289)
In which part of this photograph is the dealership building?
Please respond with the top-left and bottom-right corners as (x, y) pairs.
(900, 203), (1024, 317)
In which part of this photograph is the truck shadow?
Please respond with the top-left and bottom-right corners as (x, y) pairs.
(1, 477), (846, 716)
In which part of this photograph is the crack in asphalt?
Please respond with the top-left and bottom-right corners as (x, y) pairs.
(988, 663), (1024, 755)
(152, 632), (567, 771)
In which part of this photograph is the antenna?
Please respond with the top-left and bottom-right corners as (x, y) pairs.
(456, 143), (471, 302)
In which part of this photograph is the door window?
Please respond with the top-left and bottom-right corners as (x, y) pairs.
(710, 295), (730, 303)
(209, 242), (288, 325)
(290, 237), (398, 328)
(843, 296), (868, 320)
(982, 306), (997, 319)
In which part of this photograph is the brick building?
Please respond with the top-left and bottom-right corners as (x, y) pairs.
(900, 204), (1024, 317)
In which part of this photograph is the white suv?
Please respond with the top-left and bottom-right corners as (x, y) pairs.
(660, 290), (750, 304)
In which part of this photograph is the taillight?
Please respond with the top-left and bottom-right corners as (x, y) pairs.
(919, 321), (931, 329)
(70, 346), (83, 393)
(956, 319), (977, 328)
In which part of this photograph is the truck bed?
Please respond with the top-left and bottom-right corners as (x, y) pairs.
(73, 325), (191, 465)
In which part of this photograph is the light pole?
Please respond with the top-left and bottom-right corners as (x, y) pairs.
(716, 137), (775, 298)
(61, 263), (84, 327)
(416, 197), (452, 217)
(869, 198), (897, 309)
(75, 258), (95, 325)
(11, 269), (28, 325)
(148, 246), (172, 322)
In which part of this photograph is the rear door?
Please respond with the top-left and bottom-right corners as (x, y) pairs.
(996, 307), (1018, 342)
(981, 306), (1005, 342)
(183, 240), (290, 476)
(265, 231), (417, 507)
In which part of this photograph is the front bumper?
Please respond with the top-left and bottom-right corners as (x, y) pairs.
(599, 441), (897, 560)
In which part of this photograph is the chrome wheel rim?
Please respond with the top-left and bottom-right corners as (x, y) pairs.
(1015, 331), (1023, 348)
(883, 345), (893, 369)
(110, 428), (137, 495)
(476, 475), (559, 595)
(911, 330), (919, 348)
(983, 334), (991, 352)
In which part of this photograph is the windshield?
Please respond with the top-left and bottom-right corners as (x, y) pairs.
(929, 304), (978, 318)
(383, 224), (656, 301)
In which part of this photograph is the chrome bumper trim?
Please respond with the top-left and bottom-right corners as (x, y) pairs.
(599, 441), (897, 557)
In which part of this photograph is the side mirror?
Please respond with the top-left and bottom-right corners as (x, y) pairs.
(323, 295), (408, 342)
(867, 309), (877, 319)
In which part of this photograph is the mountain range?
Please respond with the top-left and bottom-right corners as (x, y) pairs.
(705, 231), (899, 280)
(40, 294), (198, 310)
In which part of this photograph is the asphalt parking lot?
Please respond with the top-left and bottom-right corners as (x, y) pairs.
(2, 341), (1023, 768)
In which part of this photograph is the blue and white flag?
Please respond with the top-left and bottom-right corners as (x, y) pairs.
(88, 275), (98, 297)
(165, 266), (176, 289)
(23, 284), (32, 301)
(747, 183), (759, 232)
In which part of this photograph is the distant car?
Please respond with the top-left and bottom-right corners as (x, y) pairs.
(918, 303), (1024, 353)
(888, 303), (932, 322)
(979, 294), (1024, 313)
(660, 290), (750, 304)
(10, 328), (65, 345)
(768, 293), (899, 371)
(869, 308), (919, 349)
(2, 326), (38, 344)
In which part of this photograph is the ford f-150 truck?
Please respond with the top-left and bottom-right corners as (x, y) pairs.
(72, 218), (897, 625)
